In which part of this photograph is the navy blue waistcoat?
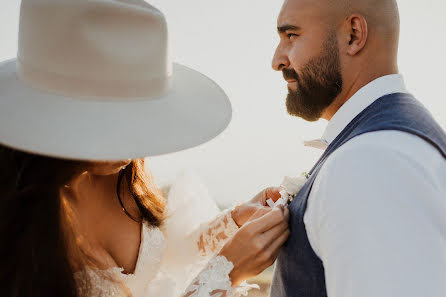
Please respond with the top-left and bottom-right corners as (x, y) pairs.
(270, 93), (446, 297)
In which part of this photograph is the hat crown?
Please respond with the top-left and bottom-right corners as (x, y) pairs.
(17, 0), (172, 98)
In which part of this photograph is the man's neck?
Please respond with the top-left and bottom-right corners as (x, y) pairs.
(322, 66), (399, 121)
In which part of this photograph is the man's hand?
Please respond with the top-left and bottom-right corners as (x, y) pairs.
(231, 187), (282, 227)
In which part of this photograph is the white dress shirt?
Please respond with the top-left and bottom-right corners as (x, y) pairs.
(304, 74), (446, 297)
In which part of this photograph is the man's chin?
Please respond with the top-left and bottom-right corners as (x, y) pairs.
(292, 112), (321, 122)
(286, 96), (322, 122)
(286, 106), (321, 122)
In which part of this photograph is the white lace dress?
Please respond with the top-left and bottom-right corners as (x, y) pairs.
(74, 172), (257, 297)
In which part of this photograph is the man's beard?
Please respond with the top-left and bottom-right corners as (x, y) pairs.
(284, 32), (343, 121)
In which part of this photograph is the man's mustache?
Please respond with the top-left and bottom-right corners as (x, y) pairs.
(282, 68), (298, 81)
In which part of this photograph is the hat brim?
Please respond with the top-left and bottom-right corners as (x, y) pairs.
(0, 59), (232, 160)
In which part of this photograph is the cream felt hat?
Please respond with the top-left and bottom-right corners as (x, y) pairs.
(0, 0), (232, 160)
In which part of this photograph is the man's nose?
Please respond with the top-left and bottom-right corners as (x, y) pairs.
(272, 43), (290, 71)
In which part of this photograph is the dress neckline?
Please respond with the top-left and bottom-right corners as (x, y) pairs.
(74, 222), (166, 277)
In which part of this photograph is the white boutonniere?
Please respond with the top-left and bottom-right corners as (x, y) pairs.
(266, 172), (310, 208)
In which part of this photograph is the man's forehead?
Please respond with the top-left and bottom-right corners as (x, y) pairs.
(278, 0), (338, 25)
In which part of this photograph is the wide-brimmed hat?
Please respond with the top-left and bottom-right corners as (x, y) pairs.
(0, 0), (232, 160)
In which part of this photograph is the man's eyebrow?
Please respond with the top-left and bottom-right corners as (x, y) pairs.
(277, 24), (301, 33)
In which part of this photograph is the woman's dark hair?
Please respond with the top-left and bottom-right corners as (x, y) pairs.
(0, 145), (166, 297)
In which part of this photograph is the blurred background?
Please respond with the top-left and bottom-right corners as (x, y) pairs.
(1, 0), (445, 296)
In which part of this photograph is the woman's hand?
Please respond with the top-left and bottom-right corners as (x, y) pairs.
(219, 206), (290, 286)
(231, 187), (282, 227)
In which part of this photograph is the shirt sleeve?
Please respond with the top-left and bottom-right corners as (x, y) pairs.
(304, 132), (446, 297)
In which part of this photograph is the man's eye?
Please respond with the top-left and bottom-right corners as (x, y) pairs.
(287, 33), (298, 39)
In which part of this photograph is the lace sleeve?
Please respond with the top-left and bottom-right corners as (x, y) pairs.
(181, 256), (258, 297)
(194, 209), (239, 257)
(159, 172), (255, 295)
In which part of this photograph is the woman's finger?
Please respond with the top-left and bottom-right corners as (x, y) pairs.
(265, 228), (290, 263)
(247, 207), (286, 233)
(248, 207), (271, 221)
(264, 187), (282, 204)
(260, 219), (288, 245)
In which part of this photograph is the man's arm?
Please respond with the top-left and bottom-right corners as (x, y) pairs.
(305, 132), (446, 297)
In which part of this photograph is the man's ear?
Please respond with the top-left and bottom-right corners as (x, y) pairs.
(344, 14), (368, 56)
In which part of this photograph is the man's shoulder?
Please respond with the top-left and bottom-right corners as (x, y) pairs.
(307, 129), (446, 225)
(328, 130), (441, 169)
(314, 129), (445, 189)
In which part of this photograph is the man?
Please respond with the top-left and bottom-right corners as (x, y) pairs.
(270, 0), (446, 297)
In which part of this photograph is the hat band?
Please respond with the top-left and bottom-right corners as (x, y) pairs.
(17, 58), (172, 99)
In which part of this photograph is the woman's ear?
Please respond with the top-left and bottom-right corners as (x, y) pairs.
(344, 14), (368, 56)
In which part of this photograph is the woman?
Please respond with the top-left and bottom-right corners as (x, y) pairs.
(0, 1), (289, 296)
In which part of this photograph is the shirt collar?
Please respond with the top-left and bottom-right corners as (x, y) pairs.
(306, 74), (408, 150)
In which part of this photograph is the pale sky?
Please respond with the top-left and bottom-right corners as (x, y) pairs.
(1, 0), (445, 207)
